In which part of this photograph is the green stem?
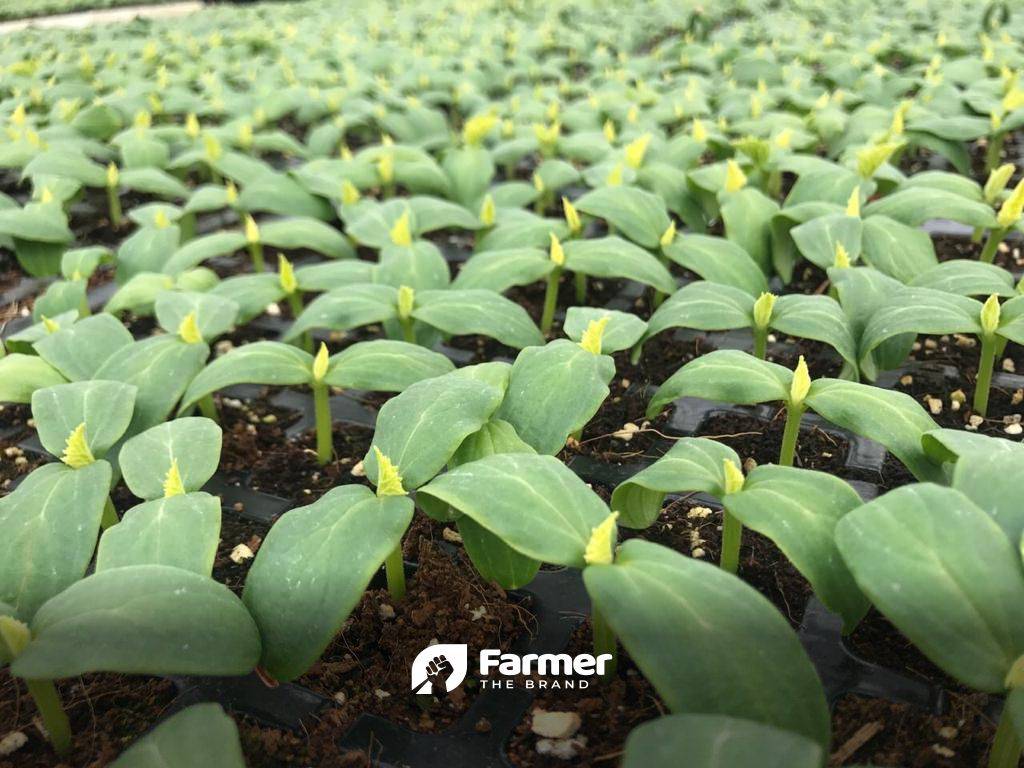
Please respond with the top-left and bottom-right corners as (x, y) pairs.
(540, 267), (562, 334)
(974, 332), (998, 417)
(179, 211), (197, 242)
(980, 228), (1007, 264)
(106, 186), (121, 228)
(986, 133), (1006, 174)
(574, 271), (586, 303)
(399, 316), (416, 344)
(591, 605), (618, 678)
(987, 702), (1022, 768)
(753, 326), (768, 359)
(197, 394), (219, 423)
(312, 382), (332, 466)
(779, 404), (804, 467)
(25, 679), (71, 756)
(100, 497), (119, 529)
(248, 242), (265, 272)
(720, 509), (742, 574)
(629, 341), (644, 366)
(384, 545), (406, 602)
(971, 225), (984, 244)
(287, 293), (311, 352)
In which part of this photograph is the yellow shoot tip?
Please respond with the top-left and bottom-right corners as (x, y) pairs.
(397, 285), (415, 319)
(163, 459), (185, 498)
(312, 342), (330, 382)
(981, 294), (1002, 336)
(389, 210), (412, 246)
(579, 316), (610, 355)
(106, 162), (119, 188)
(724, 159), (747, 193)
(462, 113), (497, 147)
(834, 242), (851, 269)
(38, 186), (54, 205)
(845, 187), (861, 217)
(584, 511), (619, 566)
(549, 232), (565, 266)
(278, 254), (297, 294)
(790, 356), (811, 406)
(603, 119), (616, 143)
(692, 119), (708, 143)
(532, 172), (545, 193)
(377, 152), (394, 184)
(373, 446), (406, 497)
(61, 422), (95, 468)
(996, 178), (1024, 229)
(563, 197), (581, 235)
(624, 134), (651, 169)
(659, 221), (676, 248)
(203, 132), (222, 162)
(225, 180), (238, 205)
(752, 292), (777, 329)
(984, 163), (1015, 204)
(480, 194), (496, 228)
(722, 459), (745, 495)
(41, 315), (59, 334)
(185, 112), (200, 139)
(178, 312), (203, 344)
(340, 179), (361, 205)
(606, 163), (624, 187)
(244, 214), (260, 244)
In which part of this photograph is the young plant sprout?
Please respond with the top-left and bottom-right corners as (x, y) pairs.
(180, 339), (454, 465)
(646, 349), (943, 479)
(860, 287), (1024, 415)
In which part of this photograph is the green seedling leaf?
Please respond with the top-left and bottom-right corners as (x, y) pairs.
(285, 284), (398, 341)
(910, 261), (1017, 298)
(724, 465), (869, 630)
(951, 451), (1024, 544)
(31, 380), (137, 459)
(859, 216), (936, 283)
(721, 187), (779, 274)
(450, 248), (554, 293)
(164, 231), (246, 274)
(563, 308), (647, 353)
(34, 314), (134, 381)
(661, 234), (768, 295)
(243, 485), (413, 681)
(0, 354), (66, 403)
(864, 187), (998, 228)
(574, 185), (671, 249)
(612, 438), (738, 527)
(208, 274), (284, 324)
(585, 540), (830, 747)
(836, 484), (1024, 693)
(0, 462), (111, 621)
(412, 289), (544, 349)
(258, 217), (353, 259)
(154, 291), (239, 342)
(563, 236), (677, 294)
(646, 349), (790, 418)
(12, 565), (261, 679)
(622, 714), (824, 768)
(364, 372), (505, 489)
(498, 339), (615, 455)
(96, 336), (209, 435)
(323, 340), (454, 391)
(110, 703), (245, 768)
(120, 418), (222, 500)
(96, 493), (221, 576)
(180, 341), (313, 411)
(419, 453), (609, 568)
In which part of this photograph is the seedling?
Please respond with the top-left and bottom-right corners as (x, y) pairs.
(860, 287), (1024, 415)
(180, 340), (455, 464)
(646, 349), (942, 479)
